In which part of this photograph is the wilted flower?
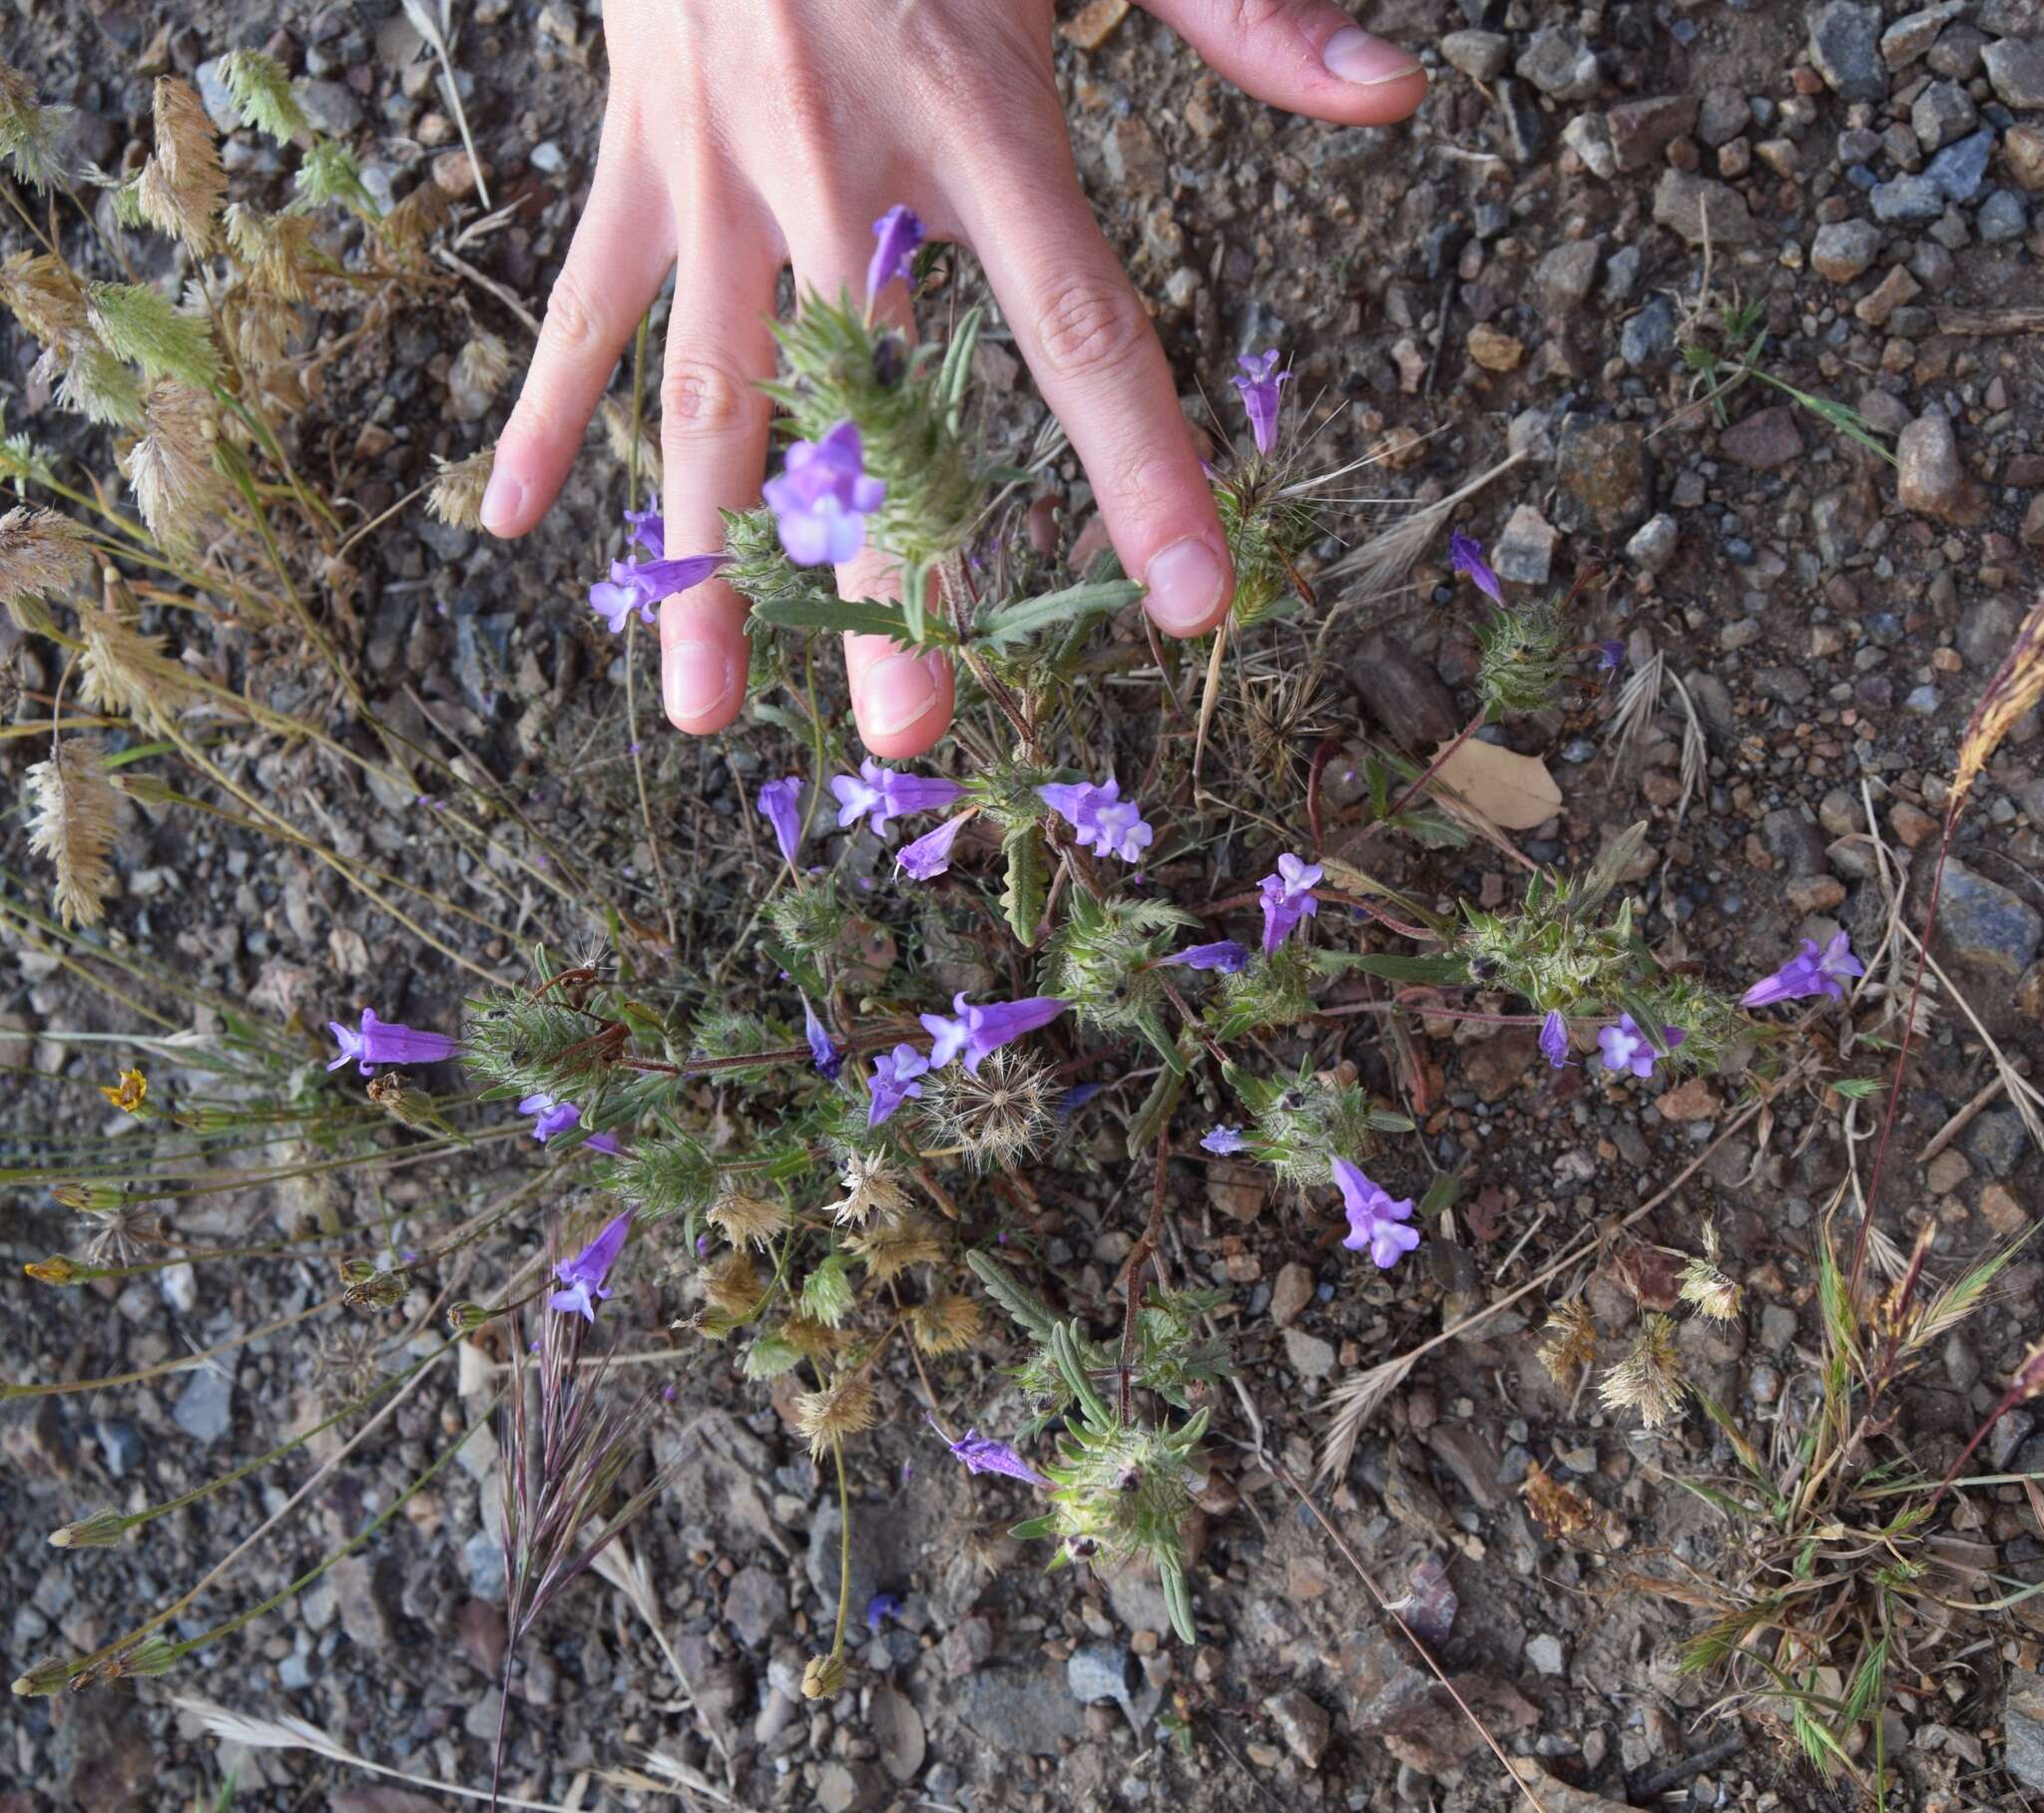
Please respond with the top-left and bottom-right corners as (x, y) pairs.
(1258, 852), (1322, 954)
(1230, 347), (1288, 456)
(1037, 776), (1154, 863)
(920, 994), (1067, 1076)
(1741, 932), (1863, 1008)
(895, 810), (972, 880)
(588, 506), (727, 631)
(326, 1008), (458, 1078)
(764, 420), (884, 566)
(547, 1208), (633, 1322)
(706, 1189), (788, 1251)
(866, 1045), (930, 1129)
(1449, 532), (1503, 606)
(830, 1149), (910, 1225)
(1595, 639), (1626, 676)
(801, 995), (841, 1080)
(930, 1413), (1049, 1487)
(1161, 940), (1250, 975)
(1333, 1157), (1420, 1270)
(865, 1592), (902, 1631)
(1539, 1009), (1570, 1070)
(830, 757), (964, 834)
(866, 203), (925, 305)
(759, 775), (804, 868)
(1596, 1014), (1685, 1081)
(1202, 1125), (1248, 1155)
(1598, 1313), (1688, 1431)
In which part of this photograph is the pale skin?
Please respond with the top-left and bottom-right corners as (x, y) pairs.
(480, 0), (1427, 758)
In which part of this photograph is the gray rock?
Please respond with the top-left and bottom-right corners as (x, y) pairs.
(1871, 173), (1947, 222)
(2006, 1669), (2044, 1792)
(1697, 87), (1752, 148)
(1958, 596), (2020, 671)
(1526, 1633), (1567, 1675)
(1517, 25), (1601, 101)
(1760, 1303), (1799, 1353)
(1896, 412), (1982, 523)
(1535, 239), (1602, 313)
(1807, 1), (1888, 102)
(1980, 189), (2031, 240)
(463, 1529), (507, 1602)
(954, 1666), (1089, 1754)
(1925, 128), (1997, 202)
(1985, 37), (2044, 110)
(1608, 95), (1699, 171)
(807, 1500), (882, 1622)
(1654, 171), (1757, 243)
(333, 1555), (397, 1650)
(1561, 112), (1618, 180)
(1937, 859), (2044, 976)
(95, 1418), (143, 1480)
(193, 58), (241, 134)
(528, 139), (567, 177)
(1811, 481), (1878, 567)
(1913, 81), (1978, 153)
(1882, 2), (1967, 70)
(1350, 631), (1460, 747)
(1626, 513), (1678, 573)
(1493, 78), (1547, 164)
(1553, 415), (1655, 535)
(1755, 665), (1812, 705)
(1284, 1327), (1335, 1380)
(813, 1762), (883, 1813)
(1492, 504), (1557, 585)
(1440, 30), (1509, 81)
(1265, 1688), (1333, 1766)
(1602, 242), (1643, 303)
(173, 1365), (235, 1445)
(1620, 293), (1677, 368)
(1930, 23), (1990, 80)
(1810, 219), (1881, 281)
(296, 79), (362, 137)
(1719, 404), (1805, 471)
(723, 1565), (788, 1648)
(1067, 1642), (1161, 1732)
(1763, 807), (1827, 877)
(1964, 1108), (2031, 1179)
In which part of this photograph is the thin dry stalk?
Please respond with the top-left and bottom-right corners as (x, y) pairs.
(399, 0), (493, 210)
(1323, 446), (1529, 606)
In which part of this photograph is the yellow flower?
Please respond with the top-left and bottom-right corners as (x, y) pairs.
(100, 1068), (148, 1114)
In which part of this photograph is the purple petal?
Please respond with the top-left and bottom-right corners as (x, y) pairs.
(759, 776), (804, 868)
(1201, 1125), (1248, 1155)
(1449, 532), (1504, 606)
(1164, 940), (1251, 974)
(896, 812), (969, 881)
(865, 204), (925, 304)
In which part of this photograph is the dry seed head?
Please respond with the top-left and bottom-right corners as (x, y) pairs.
(1520, 1459), (1597, 1541)
(223, 206), (317, 302)
(600, 396), (664, 493)
(1598, 1313), (1689, 1431)
(0, 57), (73, 191)
(0, 251), (90, 350)
(1535, 1297), (1598, 1383)
(26, 735), (119, 928)
(311, 1324), (386, 1409)
(1953, 598), (2044, 812)
(451, 332), (513, 407)
(1678, 1250), (1743, 1324)
(917, 1046), (1057, 1171)
(800, 1651), (847, 1699)
(133, 77), (227, 254)
(779, 1314), (843, 1363)
(427, 447), (493, 529)
(792, 1374), (877, 1459)
(0, 506), (93, 619)
(845, 1213), (945, 1284)
(78, 604), (208, 727)
(76, 1201), (164, 1269)
(707, 1189), (788, 1252)
(702, 1250), (763, 1317)
(380, 180), (453, 258)
(910, 1292), (985, 1356)
(829, 1149), (908, 1227)
(120, 381), (222, 551)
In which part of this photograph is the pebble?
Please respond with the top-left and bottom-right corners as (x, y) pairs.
(1626, 512), (1678, 572)
(1535, 239), (1602, 313)
(193, 57), (241, 132)
(1985, 36), (2044, 110)
(1525, 1634), (1567, 1676)
(1854, 263), (1922, 327)
(1925, 128), (1997, 202)
(1896, 412), (1983, 523)
(1882, 2), (1968, 70)
(529, 139), (567, 176)
(1653, 171), (1756, 243)
(1964, 1109), (2030, 1178)
(2005, 1671), (2044, 1794)
(1871, 173), (1946, 222)
(95, 1418), (144, 1480)
(1807, 1), (1889, 102)
(1562, 112), (1618, 180)
(1697, 87), (1752, 148)
(1492, 504), (1558, 585)
(1718, 404), (1804, 470)
(1440, 30), (1509, 82)
(1980, 189), (2030, 239)
(1264, 1688), (1333, 1766)
(1516, 25), (1601, 102)
(1553, 417), (1653, 535)
(1494, 78), (1548, 165)
(1619, 293), (1677, 368)
(1911, 81), (1977, 152)
(724, 1565), (789, 1648)
(1810, 219), (1881, 280)
(1608, 95), (1700, 171)
(1270, 1261), (1315, 1328)
(1467, 323), (1525, 371)
(1938, 861), (2044, 976)
(463, 1529), (508, 1602)
(1283, 1328), (1336, 1381)
(2005, 125), (2044, 190)
(173, 1366), (235, 1446)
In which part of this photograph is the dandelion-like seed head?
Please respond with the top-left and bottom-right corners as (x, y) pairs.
(706, 1188), (788, 1252)
(311, 1324), (386, 1410)
(916, 1046), (1057, 1172)
(427, 447), (495, 530)
(75, 1200), (164, 1270)
(792, 1374), (877, 1460)
(910, 1292), (985, 1356)
(1598, 1313), (1688, 1431)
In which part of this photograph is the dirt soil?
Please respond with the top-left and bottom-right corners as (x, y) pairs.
(6, 0), (2044, 1810)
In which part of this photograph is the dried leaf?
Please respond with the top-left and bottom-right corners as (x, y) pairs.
(1431, 736), (1562, 830)
(1521, 1460), (1597, 1541)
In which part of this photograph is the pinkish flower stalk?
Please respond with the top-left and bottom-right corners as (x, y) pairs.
(1333, 1158), (1420, 1270)
(326, 1008), (458, 1078)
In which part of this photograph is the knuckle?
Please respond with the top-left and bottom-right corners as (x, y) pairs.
(1032, 275), (1148, 388)
(537, 268), (607, 363)
(659, 353), (757, 444)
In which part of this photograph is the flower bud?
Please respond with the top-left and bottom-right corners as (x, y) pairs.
(23, 1255), (81, 1285)
(800, 1651), (846, 1699)
(50, 1511), (127, 1549)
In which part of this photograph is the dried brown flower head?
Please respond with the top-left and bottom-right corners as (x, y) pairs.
(918, 1046), (1056, 1171)
(132, 77), (227, 254)
(451, 332), (512, 410)
(910, 1292), (984, 1356)
(380, 180), (453, 259)
(707, 1189), (787, 1252)
(792, 1374), (877, 1459)
(1953, 597), (2044, 813)
(600, 396), (663, 493)
(78, 603), (208, 727)
(311, 1324), (386, 1409)
(1678, 1227), (1743, 1323)
(120, 381), (222, 550)
(1598, 1313), (1688, 1432)
(26, 735), (119, 927)
(845, 1213), (945, 1285)
(1535, 1297), (1598, 1383)
(0, 506), (92, 626)
(223, 204), (317, 301)
(829, 1149), (907, 1227)
(1520, 1459), (1598, 1541)
(75, 1201), (164, 1269)
(0, 251), (89, 352)
(427, 447), (493, 529)
(779, 1314), (843, 1364)
(702, 1251), (763, 1317)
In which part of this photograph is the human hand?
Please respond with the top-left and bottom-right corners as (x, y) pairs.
(480, 0), (1426, 757)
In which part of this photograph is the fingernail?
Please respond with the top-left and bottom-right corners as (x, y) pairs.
(479, 467), (526, 537)
(1145, 537), (1230, 635)
(1322, 25), (1423, 86)
(858, 653), (942, 737)
(665, 640), (735, 723)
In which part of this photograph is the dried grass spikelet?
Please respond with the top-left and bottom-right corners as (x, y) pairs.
(1535, 1297), (1598, 1383)
(701, 1250), (763, 1318)
(26, 735), (120, 927)
(427, 446), (493, 529)
(0, 505), (93, 625)
(450, 332), (512, 409)
(1598, 1313), (1689, 1432)
(706, 1189), (787, 1252)
(779, 1314), (842, 1364)
(133, 76), (227, 254)
(792, 1373), (877, 1459)
(0, 250), (90, 349)
(600, 395), (663, 493)
(910, 1292), (984, 1356)
(1520, 1459), (1598, 1541)
(0, 56), (74, 191)
(845, 1213), (945, 1284)
(223, 204), (317, 302)
(829, 1149), (908, 1227)
(1952, 596), (2044, 814)
(380, 180), (453, 259)
(120, 380), (222, 551)
(1678, 1225), (1743, 1323)
(77, 602), (208, 729)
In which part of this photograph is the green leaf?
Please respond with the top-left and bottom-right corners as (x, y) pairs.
(965, 1250), (1059, 1343)
(973, 580), (1145, 651)
(751, 594), (930, 646)
(1000, 819), (1047, 946)
(1831, 1077), (1881, 1100)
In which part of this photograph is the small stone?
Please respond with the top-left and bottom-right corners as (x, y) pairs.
(1283, 1328), (1336, 1382)
(1925, 128), (1997, 202)
(2004, 125), (2044, 191)
(1653, 171), (1756, 243)
(1810, 219), (1881, 280)
(724, 1566), (788, 1648)
(463, 1529), (507, 1602)
(1985, 37), (2044, 111)
(1697, 87), (1752, 148)
(1265, 1689), (1332, 1767)
(1619, 294), (1677, 368)
(2025, 495), (2044, 547)
(193, 58), (241, 132)
(1492, 504), (1557, 585)
(1929, 22), (1990, 80)
(1981, 1183), (2027, 1237)
(1965, 1109), (2031, 1179)
(1938, 859), (2044, 976)
(1925, 1149), (1972, 1195)
(1525, 1633), (1567, 1676)
(1561, 112), (1618, 180)
(296, 78), (362, 137)
(814, 1762), (883, 1813)
(1871, 174), (1946, 222)
(1626, 513), (1678, 572)
(1516, 25), (1601, 102)
(1719, 404), (1804, 470)
(1059, 0), (1130, 49)
(1890, 801), (1940, 847)
(1912, 80), (1978, 152)
(528, 139), (566, 177)
(1655, 1076), (1722, 1122)
(1440, 30), (1509, 81)
(1787, 875), (1847, 911)
(1718, 136), (1753, 178)
(1607, 95), (1699, 171)
(1980, 190), (2030, 241)
(1467, 323), (1525, 371)
(1882, 3), (1967, 70)
(1896, 412), (1984, 524)
(1854, 263), (1922, 328)
(1807, 1), (1888, 102)
(1535, 240), (1602, 313)
(1271, 1262), (1314, 1328)
(1755, 665), (1812, 704)
(334, 1556), (396, 1651)
(1351, 632), (1460, 746)
(1755, 137), (1801, 178)
(173, 1365), (235, 1446)
(1553, 416), (1654, 535)
(2008, 1670), (2044, 1792)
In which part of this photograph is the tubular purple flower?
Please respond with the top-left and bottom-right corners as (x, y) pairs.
(764, 421), (885, 566)
(548, 1208), (633, 1321)
(802, 995), (842, 1081)
(1539, 1009), (1570, 1069)
(1162, 940), (1251, 975)
(918, 994), (1067, 1076)
(896, 811), (971, 881)
(1230, 348), (1288, 456)
(1449, 532), (1504, 607)
(1037, 776), (1154, 863)
(1596, 1014), (1687, 1080)
(1202, 1125), (1248, 1155)
(832, 758), (965, 834)
(1596, 639), (1627, 675)
(588, 551), (729, 634)
(326, 1008), (458, 1078)
(1332, 1158), (1420, 1270)
(758, 775), (804, 868)
(865, 1591), (903, 1631)
(866, 204), (925, 305)
(519, 1092), (582, 1141)
(1258, 852), (1322, 954)
(867, 1044), (930, 1128)
(1741, 933), (1864, 1008)
(930, 1413), (1049, 1487)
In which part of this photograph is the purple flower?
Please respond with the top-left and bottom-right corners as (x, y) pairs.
(1057, 1082), (1106, 1121)
(867, 1044), (930, 1129)
(1162, 940), (1251, 975)
(1230, 348), (1288, 456)
(1539, 1009), (1570, 1070)
(1596, 1014), (1687, 1081)
(1258, 853), (1322, 954)
(895, 811), (971, 881)
(930, 1413), (1049, 1488)
(831, 758), (965, 834)
(326, 1008), (458, 1078)
(802, 995), (842, 1081)
(759, 775), (804, 867)
(866, 204), (925, 305)
(588, 552), (728, 634)
(519, 1092), (582, 1141)
(1596, 639), (1627, 676)
(1202, 1125), (1248, 1155)
(1332, 1158), (1420, 1270)
(586, 1131), (623, 1156)
(919, 994), (1067, 1076)
(865, 1591), (903, 1632)
(1741, 933), (1864, 1008)
(1037, 776), (1154, 863)
(1449, 532), (1503, 607)
(548, 1208), (633, 1321)
(764, 421), (885, 566)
